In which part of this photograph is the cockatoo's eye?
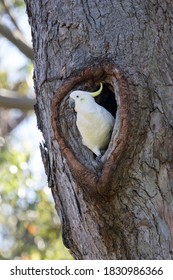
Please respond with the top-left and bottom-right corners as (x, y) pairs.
(76, 95), (79, 98)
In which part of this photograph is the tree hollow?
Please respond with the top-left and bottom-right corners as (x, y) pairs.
(52, 62), (129, 196)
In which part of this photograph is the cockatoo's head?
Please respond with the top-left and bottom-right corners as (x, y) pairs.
(70, 83), (103, 112)
(70, 91), (94, 112)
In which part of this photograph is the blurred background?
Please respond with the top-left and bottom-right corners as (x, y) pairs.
(0, 0), (72, 259)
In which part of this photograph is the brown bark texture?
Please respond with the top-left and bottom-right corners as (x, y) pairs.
(25, 0), (173, 259)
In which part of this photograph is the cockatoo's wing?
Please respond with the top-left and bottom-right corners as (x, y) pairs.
(76, 105), (114, 156)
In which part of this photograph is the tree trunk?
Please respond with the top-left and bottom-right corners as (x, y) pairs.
(25, 0), (173, 259)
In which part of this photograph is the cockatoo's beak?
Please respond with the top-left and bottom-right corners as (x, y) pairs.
(90, 83), (103, 97)
(69, 97), (75, 109)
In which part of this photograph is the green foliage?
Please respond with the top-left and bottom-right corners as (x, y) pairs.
(0, 141), (73, 260)
(0, 0), (24, 11)
(0, 72), (9, 89)
(13, 0), (24, 8)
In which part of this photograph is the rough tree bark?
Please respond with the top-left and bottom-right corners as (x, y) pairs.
(25, 0), (173, 259)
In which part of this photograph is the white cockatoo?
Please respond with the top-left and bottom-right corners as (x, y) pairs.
(70, 83), (115, 157)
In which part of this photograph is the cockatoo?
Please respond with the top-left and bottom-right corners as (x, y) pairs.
(70, 83), (115, 157)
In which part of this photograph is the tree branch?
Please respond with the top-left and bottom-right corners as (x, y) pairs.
(0, 89), (35, 111)
(1, 0), (21, 32)
(0, 23), (34, 60)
